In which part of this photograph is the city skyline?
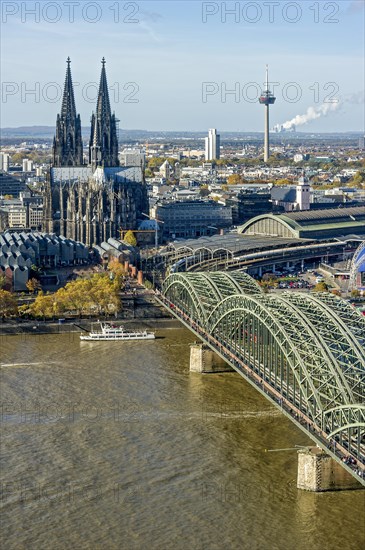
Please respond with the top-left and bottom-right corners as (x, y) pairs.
(1, 0), (364, 132)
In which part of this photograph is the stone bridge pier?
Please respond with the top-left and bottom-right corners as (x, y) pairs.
(297, 447), (362, 491)
(189, 343), (234, 373)
(189, 344), (363, 492)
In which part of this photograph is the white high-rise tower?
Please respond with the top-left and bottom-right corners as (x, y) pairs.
(205, 129), (220, 160)
(296, 175), (311, 211)
(0, 153), (10, 172)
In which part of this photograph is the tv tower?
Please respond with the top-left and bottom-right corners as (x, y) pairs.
(259, 65), (276, 162)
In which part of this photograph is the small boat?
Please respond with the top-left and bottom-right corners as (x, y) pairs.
(80, 322), (155, 341)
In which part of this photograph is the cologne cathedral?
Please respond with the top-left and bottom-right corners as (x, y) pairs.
(43, 58), (148, 247)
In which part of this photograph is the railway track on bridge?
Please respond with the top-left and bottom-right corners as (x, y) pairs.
(154, 271), (365, 487)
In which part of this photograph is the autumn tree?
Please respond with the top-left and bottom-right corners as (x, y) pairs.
(275, 178), (292, 186)
(350, 170), (365, 188)
(313, 281), (329, 293)
(227, 174), (243, 185)
(28, 292), (55, 320)
(61, 279), (93, 317)
(88, 274), (120, 316)
(108, 258), (126, 284)
(124, 230), (137, 247)
(24, 273), (122, 320)
(26, 278), (42, 293)
(0, 290), (18, 319)
(148, 157), (165, 170)
(0, 274), (6, 289)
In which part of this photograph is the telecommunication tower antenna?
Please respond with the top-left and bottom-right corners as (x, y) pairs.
(259, 65), (276, 163)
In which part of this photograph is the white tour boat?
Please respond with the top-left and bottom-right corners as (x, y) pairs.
(80, 322), (155, 341)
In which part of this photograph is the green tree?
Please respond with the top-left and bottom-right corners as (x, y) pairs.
(11, 152), (24, 164)
(144, 168), (154, 178)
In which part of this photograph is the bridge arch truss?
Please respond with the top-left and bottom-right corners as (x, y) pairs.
(162, 271), (365, 464)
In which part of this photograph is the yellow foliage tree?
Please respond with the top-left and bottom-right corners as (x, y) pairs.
(313, 281), (329, 293)
(28, 291), (55, 319)
(0, 290), (17, 319)
(0, 274), (6, 289)
(26, 278), (42, 293)
(108, 258), (126, 283)
(62, 279), (94, 316)
(227, 174), (243, 185)
(124, 230), (137, 247)
(24, 273), (121, 319)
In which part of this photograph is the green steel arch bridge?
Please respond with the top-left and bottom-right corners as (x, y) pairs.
(157, 271), (365, 485)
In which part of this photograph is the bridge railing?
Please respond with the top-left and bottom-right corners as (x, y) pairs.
(155, 291), (365, 484)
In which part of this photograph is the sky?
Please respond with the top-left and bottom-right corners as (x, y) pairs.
(1, 0), (364, 132)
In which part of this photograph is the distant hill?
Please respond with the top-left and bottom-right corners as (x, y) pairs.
(1, 126), (90, 138)
(1, 126), (362, 141)
(0, 126), (54, 137)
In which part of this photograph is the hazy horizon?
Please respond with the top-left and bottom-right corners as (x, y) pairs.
(1, 1), (364, 132)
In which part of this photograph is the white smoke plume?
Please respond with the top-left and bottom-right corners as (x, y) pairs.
(282, 103), (339, 130)
(281, 90), (364, 130)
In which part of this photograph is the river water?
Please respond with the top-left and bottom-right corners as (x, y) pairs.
(1, 328), (364, 550)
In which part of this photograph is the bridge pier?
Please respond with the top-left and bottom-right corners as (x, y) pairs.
(297, 447), (362, 491)
(189, 343), (234, 373)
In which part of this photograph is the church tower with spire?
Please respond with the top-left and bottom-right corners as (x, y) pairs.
(46, 57), (148, 245)
(89, 58), (119, 168)
(52, 58), (83, 167)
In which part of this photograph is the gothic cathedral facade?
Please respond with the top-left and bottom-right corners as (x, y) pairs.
(44, 58), (148, 247)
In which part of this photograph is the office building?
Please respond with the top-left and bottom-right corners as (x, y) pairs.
(205, 129), (220, 161)
(0, 153), (10, 172)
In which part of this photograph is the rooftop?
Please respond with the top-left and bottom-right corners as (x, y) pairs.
(168, 233), (309, 255)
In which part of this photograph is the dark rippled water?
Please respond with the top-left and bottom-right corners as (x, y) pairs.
(1, 328), (364, 550)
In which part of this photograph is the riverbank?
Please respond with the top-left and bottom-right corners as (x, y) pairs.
(0, 317), (181, 336)
(0, 291), (177, 336)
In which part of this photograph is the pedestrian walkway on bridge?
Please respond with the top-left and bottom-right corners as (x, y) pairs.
(158, 271), (365, 486)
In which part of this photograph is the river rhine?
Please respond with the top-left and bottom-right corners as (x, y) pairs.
(1, 327), (364, 550)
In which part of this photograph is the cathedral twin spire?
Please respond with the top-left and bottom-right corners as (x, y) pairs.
(52, 57), (83, 167)
(89, 57), (119, 168)
(52, 57), (119, 168)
